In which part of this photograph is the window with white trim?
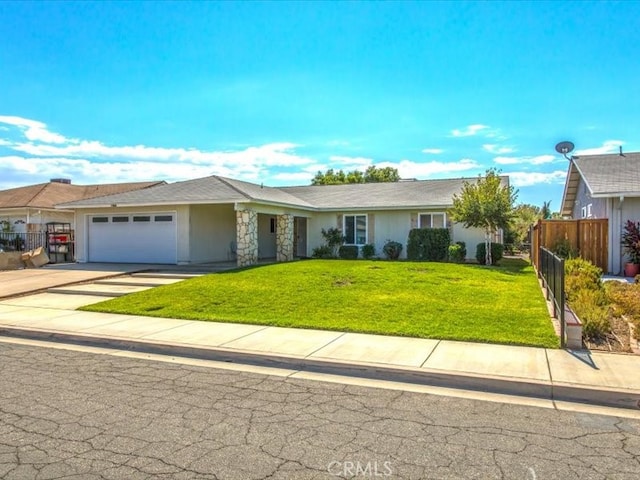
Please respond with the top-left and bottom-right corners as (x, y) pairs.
(419, 212), (446, 229)
(587, 204), (592, 218)
(581, 207), (587, 219)
(343, 214), (367, 245)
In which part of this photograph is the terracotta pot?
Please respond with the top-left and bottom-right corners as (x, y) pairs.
(624, 263), (640, 278)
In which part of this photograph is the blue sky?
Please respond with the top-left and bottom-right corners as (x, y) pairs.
(1, 1), (638, 209)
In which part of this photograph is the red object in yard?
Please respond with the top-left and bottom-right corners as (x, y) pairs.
(49, 234), (69, 243)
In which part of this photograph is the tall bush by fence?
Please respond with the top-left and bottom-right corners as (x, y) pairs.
(407, 228), (450, 261)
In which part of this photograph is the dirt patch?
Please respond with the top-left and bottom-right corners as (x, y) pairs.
(584, 316), (635, 353)
(333, 278), (353, 287)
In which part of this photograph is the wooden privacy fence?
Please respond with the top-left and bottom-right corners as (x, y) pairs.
(531, 219), (608, 271)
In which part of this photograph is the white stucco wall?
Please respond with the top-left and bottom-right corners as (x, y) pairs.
(74, 205), (189, 263)
(0, 209), (74, 233)
(189, 204), (236, 263)
(306, 209), (484, 260)
(451, 224), (493, 259)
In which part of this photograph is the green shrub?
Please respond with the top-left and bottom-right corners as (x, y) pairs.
(564, 258), (602, 302)
(382, 240), (403, 260)
(320, 227), (345, 257)
(361, 243), (376, 260)
(338, 245), (359, 260)
(605, 281), (640, 329)
(475, 242), (504, 265)
(448, 242), (466, 263)
(571, 289), (611, 338)
(552, 238), (578, 259)
(407, 228), (450, 261)
(311, 245), (333, 259)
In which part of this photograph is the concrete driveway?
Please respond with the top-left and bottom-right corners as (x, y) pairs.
(0, 263), (160, 299)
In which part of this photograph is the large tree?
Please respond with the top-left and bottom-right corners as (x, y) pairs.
(449, 168), (517, 265)
(509, 203), (542, 249)
(311, 165), (400, 185)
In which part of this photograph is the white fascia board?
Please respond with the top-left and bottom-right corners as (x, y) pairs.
(317, 204), (453, 212)
(590, 192), (640, 198)
(55, 199), (248, 209)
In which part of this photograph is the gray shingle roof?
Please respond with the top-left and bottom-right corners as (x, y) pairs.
(573, 152), (640, 195)
(58, 174), (507, 210)
(281, 178), (485, 209)
(58, 175), (314, 209)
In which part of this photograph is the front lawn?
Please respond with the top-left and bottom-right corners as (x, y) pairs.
(82, 258), (559, 348)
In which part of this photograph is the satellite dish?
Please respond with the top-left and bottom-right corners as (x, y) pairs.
(555, 141), (575, 158)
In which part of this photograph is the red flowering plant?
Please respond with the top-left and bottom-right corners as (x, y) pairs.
(622, 220), (640, 264)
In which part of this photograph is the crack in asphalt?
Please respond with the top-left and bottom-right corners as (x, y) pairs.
(0, 342), (639, 479)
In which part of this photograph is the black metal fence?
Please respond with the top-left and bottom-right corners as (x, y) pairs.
(0, 232), (48, 252)
(538, 246), (566, 347)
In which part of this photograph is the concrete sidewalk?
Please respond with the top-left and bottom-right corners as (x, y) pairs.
(0, 300), (639, 411)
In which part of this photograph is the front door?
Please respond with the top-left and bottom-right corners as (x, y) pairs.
(294, 217), (307, 257)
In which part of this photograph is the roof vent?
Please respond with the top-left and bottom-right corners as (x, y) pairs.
(50, 178), (71, 184)
(620, 146), (624, 156)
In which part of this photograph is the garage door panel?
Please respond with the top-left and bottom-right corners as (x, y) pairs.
(88, 213), (177, 264)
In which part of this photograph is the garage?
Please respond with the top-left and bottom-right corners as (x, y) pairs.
(88, 213), (177, 264)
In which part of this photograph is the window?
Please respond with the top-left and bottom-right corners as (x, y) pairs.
(581, 207), (587, 219)
(154, 215), (173, 222)
(419, 213), (446, 228)
(133, 216), (151, 222)
(92, 217), (108, 223)
(587, 204), (592, 218)
(112, 216), (129, 223)
(344, 214), (367, 245)
(270, 217), (276, 234)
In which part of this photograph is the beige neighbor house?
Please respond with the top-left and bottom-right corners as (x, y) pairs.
(58, 174), (507, 266)
(561, 150), (640, 275)
(0, 178), (165, 233)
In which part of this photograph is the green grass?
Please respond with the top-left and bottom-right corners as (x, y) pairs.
(81, 258), (559, 348)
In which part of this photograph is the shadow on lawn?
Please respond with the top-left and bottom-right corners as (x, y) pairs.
(462, 258), (532, 276)
(214, 257), (533, 276)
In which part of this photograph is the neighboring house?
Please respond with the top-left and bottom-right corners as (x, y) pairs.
(561, 150), (640, 274)
(58, 174), (507, 266)
(0, 178), (165, 233)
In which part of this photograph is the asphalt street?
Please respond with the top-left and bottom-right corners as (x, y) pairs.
(0, 339), (639, 480)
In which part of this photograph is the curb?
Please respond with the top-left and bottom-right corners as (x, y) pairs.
(1, 325), (639, 411)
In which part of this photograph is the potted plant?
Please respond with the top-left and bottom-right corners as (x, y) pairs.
(622, 220), (640, 277)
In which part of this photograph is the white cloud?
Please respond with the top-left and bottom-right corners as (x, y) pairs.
(10, 140), (313, 168)
(483, 144), (515, 154)
(422, 148), (443, 154)
(450, 124), (489, 137)
(0, 155), (229, 184)
(574, 140), (625, 156)
(505, 170), (567, 187)
(494, 154), (555, 165)
(0, 116), (72, 144)
(328, 155), (373, 169)
(377, 159), (480, 178)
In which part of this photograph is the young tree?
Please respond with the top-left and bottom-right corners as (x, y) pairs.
(540, 200), (552, 220)
(311, 165), (399, 185)
(449, 168), (517, 265)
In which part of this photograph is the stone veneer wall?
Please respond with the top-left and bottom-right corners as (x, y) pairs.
(236, 209), (258, 267)
(276, 214), (294, 262)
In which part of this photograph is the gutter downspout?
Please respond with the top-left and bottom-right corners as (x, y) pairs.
(618, 196), (624, 275)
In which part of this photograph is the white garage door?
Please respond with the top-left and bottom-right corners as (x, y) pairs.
(88, 213), (177, 264)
